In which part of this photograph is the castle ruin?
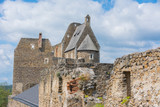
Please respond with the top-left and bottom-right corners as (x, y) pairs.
(8, 15), (160, 107)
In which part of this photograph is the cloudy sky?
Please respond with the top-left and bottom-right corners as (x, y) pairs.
(0, 0), (160, 84)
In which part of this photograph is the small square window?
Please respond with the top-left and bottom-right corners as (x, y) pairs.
(30, 44), (35, 49)
(44, 58), (49, 64)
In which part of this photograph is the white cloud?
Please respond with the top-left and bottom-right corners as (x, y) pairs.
(0, 77), (8, 81)
(0, 44), (14, 71)
(0, 0), (160, 78)
(97, 0), (160, 41)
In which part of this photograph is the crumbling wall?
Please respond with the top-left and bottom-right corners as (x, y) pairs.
(39, 59), (113, 107)
(105, 48), (160, 107)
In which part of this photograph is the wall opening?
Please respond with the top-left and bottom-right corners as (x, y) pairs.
(123, 71), (131, 96)
(51, 74), (53, 93)
(89, 53), (94, 60)
(44, 58), (49, 64)
(44, 80), (47, 94)
(58, 77), (63, 93)
(30, 44), (35, 49)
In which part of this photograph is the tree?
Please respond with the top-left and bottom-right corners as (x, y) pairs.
(0, 82), (12, 107)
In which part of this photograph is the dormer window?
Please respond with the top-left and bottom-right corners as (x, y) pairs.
(89, 53), (94, 60)
(77, 30), (81, 35)
(31, 44), (35, 49)
(74, 30), (81, 37)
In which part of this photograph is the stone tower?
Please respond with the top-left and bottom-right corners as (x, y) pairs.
(12, 33), (53, 95)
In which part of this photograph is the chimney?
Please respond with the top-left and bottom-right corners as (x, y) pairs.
(85, 14), (90, 26)
(38, 33), (42, 48)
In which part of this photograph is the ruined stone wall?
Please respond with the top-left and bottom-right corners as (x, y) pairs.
(105, 48), (160, 107)
(13, 38), (53, 95)
(53, 43), (62, 57)
(77, 51), (99, 63)
(39, 59), (113, 107)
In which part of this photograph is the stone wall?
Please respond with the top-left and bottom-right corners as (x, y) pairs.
(39, 59), (113, 107)
(105, 48), (160, 107)
(13, 38), (53, 95)
(64, 50), (75, 59)
(8, 95), (29, 107)
(64, 50), (99, 63)
(61, 23), (80, 57)
(77, 51), (99, 63)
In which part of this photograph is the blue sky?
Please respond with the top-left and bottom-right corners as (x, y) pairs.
(0, 0), (160, 84)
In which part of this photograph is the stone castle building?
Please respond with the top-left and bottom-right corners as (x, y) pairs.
(12, 15), (100, 95)
(53, 15), (100, 63)
(8, 15), (160, 107)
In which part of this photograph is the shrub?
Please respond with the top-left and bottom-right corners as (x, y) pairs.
(56, 72), (61, 78)
(121, 96), (130, 104)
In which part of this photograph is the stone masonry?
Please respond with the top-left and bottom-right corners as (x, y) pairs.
(105, 48), (160, 107)
(39, 58), (113, 107)
(13, 35), (53, 95)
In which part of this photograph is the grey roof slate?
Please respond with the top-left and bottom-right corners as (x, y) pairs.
(12, 84), (39, 107)
(65, 24), (86, 52)
(77, 35), (98, 51)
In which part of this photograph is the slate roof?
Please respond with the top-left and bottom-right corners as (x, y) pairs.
(65, 24), (86, 52)
(12, 84), (39, 107)
(77, 35), (98, 51)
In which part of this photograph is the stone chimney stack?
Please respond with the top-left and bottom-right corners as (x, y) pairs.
(85, 14), (90, 26)
(38, 33), (42, 48)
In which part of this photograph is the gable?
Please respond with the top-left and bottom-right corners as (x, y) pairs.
(65, 24), (86, 52)
(77, 35), (98, 51)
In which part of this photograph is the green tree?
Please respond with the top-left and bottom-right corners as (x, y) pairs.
(0, 82), (12, 107)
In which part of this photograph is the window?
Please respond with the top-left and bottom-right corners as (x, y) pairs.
(51, 74), (53, 93)
(67, 34), (70, 38)
(77, 30), (81, 35)
(44, 58), (49, 64)
(89, 53), (94, 60)
(30, 44), (35, 49)
(51, 51), (54, 54)
(123, 71), (131, 96)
